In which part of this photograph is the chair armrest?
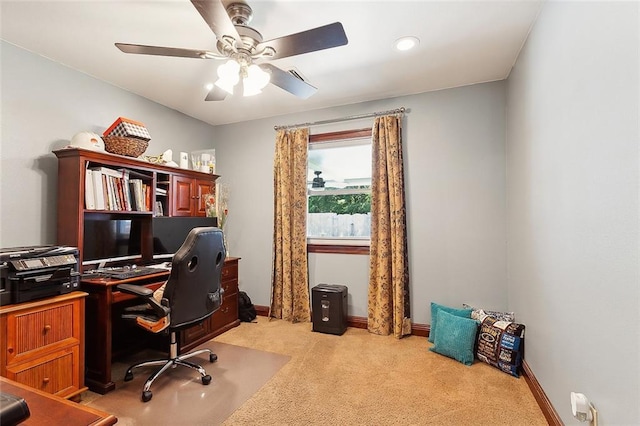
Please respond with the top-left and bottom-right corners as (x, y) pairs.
(117, 283), (170, 318)
(118, 283), (153, 297)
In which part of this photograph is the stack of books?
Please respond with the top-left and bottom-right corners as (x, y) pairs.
(84, 166), (151, 211)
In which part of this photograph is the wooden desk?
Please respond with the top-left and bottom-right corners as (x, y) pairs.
(0, 376), (116, 425)
(82, 258), (240, 394)
(82, 269), (168, 395)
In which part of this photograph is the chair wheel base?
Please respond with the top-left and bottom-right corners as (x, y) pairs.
(202, 375), (212, 385)
(209, 353), (218, 363)
(142, 390), (152, 402)
(124, 371), (134, 382)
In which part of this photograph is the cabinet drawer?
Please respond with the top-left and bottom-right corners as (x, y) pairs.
(221, 262), (237, 282)
(6, 346), (79, 397)
(5, 301), (80, 365)
(221, 278), (238, 297)
(213, 293), (239, 330)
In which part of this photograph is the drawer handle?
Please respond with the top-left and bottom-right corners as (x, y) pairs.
(222, 307), (229, 314)
(43, 377), (50, 384)
(7, 347), (13, 354)
(43, 325), (51, 333)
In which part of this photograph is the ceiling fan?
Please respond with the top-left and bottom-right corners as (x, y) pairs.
(115, 0), (348, 101)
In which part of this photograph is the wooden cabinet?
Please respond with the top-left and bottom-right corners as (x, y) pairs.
(53, 147), (218, 268)
(0, 292), (87, 399)
(180, 257), (241, 353)
(170, 174), (213, 217)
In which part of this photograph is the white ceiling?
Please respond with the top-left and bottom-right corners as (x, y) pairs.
(0, 0), (542, 126)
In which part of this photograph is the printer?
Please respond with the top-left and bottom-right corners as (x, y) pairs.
(0, 245), (80, 305)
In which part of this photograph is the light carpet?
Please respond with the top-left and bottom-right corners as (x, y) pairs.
(215, 317), (548, 426)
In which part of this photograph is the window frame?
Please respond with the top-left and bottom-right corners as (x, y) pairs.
(307, 128), (372, 255)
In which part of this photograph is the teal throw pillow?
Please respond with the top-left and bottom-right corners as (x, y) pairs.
(429, 310), (479, 366)
(428, 302), (472, 343)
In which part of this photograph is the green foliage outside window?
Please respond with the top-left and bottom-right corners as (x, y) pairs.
(308, 189), (371, 215)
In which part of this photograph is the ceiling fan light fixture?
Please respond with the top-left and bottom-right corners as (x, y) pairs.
(395, 36), (420, 51)
(217, 59), (241, 80)
(215, 59), (241, 94)
(243, 64), (270, 97)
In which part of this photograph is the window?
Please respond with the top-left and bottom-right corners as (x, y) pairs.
(307, 129), (372, 254)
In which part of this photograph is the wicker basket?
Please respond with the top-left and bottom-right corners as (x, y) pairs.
(103, 136), (149, 158)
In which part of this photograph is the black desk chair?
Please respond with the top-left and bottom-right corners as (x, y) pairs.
(117, 226), (226, 402)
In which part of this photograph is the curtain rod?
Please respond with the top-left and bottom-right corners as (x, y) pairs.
(274, 107), (406, 131)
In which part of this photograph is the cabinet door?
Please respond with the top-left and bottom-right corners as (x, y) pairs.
(195, 180), (213, 217)
(170, 175), (194, 217)
(180, 321), (209, 347)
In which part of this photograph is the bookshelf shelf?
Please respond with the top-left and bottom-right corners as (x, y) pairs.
(83, 210), (154, 215)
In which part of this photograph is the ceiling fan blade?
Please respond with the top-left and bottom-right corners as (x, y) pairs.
(116, 43), (219, 59)
(261, 63), (317, 99)
(256, 22), (348, 60)
(205, 85), (228, 101)
(191, 0), (241, 46)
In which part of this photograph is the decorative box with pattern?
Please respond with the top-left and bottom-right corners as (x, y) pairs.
(104, 117), (151, 141)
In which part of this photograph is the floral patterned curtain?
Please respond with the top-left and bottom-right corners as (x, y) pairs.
(270, 128), (311, 323)
(367, 114), (411, 338)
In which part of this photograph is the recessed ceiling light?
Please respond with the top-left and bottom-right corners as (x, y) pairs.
(395, 36), (420, 51)
(205, 83), (214, 91)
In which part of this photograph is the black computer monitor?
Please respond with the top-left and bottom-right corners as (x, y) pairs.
(152, 216), (218, 259)
(83, 217), (143, 266)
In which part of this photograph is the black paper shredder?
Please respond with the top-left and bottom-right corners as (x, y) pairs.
(312, 284), (348, 335)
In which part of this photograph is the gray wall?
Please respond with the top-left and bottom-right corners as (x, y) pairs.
(213, 82), (508, 324)
(506, 2), (639, 424)
(0, 41), (218, 247)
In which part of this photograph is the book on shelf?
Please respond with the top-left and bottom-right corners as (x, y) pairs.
(155, 187), (167, 196)
(105, 175), (113, 210)
(116, 178), (126, 211)
(85, 169), (96, 210)
(90, 166), (120, 211)
(118, 169), (133, 211)
(145, 183), (152, 211)
(88, 166), (151, 212)
(100, 173), (109, 210)
(130, 179), (144, 211)
(90, 168), (106, 210)
(129, 181), (139, 211)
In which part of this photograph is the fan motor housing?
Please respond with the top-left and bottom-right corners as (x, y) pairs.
(227, 3), (253, 25)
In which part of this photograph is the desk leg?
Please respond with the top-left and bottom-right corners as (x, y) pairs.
(84, 288), (115, 394)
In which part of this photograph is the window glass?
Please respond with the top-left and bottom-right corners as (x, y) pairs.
(307, 136), (371, 242)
